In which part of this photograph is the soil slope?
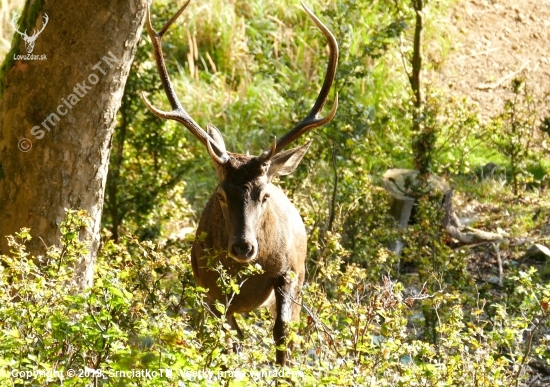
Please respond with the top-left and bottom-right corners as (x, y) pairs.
(436, 0), (550, 119)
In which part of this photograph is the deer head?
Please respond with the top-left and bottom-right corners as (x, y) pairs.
(142, 0), (338, 262)
(12, 12), (49, 54)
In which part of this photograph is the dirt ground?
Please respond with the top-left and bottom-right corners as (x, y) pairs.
(435, 0), (550, 120)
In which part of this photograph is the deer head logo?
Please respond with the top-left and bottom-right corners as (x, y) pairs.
(12, 12), (49, 54)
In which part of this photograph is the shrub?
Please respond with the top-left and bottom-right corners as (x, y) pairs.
(1, 210), (549, 386)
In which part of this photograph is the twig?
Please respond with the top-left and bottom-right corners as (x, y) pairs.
(476, 60), (530, 90)
(281, 289), (347, 363)
(514, 312), (548, 387)
(452, 239), (502, 250)
(491, 242), (504, 287)
(398, 35), (412, 81)
(455, 47), (500, 61)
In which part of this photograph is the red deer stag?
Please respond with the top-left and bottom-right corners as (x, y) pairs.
(142, 0), (338, 366)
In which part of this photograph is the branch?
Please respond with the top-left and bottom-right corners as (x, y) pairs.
(476, 61), (530, 90)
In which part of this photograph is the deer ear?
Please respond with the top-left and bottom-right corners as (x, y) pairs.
(267, 140), (312, 178)
(206, 123), (226, 152)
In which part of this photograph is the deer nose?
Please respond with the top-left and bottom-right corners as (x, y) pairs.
(230, 240), (257, 262)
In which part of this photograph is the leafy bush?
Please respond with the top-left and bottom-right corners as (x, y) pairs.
(487, 79), (543, 196)
(2, 210), (550, 386)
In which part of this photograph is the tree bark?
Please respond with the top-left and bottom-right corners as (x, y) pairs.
(410, 0), (424, 117)
(0, 0), (147, 288)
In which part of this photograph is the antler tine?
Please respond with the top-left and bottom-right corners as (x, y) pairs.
(141, 0), (228, 160)
(34, 14), (48, 36)
(33, 13), (50, 35)
(11, 12), (27, 37)
(274, 1), (339, 154)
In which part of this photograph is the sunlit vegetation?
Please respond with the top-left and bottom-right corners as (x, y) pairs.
(1, 0), (549, 385)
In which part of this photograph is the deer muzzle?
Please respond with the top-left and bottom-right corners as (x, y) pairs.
(228, 237), (258, 263)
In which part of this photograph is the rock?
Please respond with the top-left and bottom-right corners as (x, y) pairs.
(522, 244), (550, 261)
(459, 216), (479, 226)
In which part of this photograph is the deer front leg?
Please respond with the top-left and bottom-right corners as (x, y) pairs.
(227, 313), (244, 353)
(273, 274), (301, 366)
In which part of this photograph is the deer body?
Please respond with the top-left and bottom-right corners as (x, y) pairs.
(143, 0), (338, 366)
(191, 157), (307, 315)
(191, 152), (308, 365)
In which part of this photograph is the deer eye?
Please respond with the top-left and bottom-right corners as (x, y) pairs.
(217, 192), (225, 203)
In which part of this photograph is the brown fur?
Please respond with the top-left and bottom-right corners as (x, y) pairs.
(191, 154), (306, 365)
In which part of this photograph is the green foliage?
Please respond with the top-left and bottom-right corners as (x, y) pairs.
(401, 195), (472, 345)
(427, 93), (485, 175)
(404, 196), (470, 286)
(320, 0), (412, 173)
(412, 121), (438, 176)
(2, 210), (550, 386)
(103, 1), (196, 242)
(338, 182), (401, 272)
(487, 78), (539, 196)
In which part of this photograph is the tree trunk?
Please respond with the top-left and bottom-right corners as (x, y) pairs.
(0, 0), (147, 288)
(410, 0), (424, 118)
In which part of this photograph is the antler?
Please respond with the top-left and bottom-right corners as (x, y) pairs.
(141, 0), (229, 163)
(271, 1), (339, 155)
(30, 14), (49, 39)
(11, 12), (28, 38)
(12, 12), (49, 40)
